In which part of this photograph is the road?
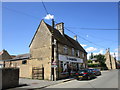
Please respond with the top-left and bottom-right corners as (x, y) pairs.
(43, 69), (119, 89)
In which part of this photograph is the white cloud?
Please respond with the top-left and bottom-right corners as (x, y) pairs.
(81, 44), (87, 47)
(44, 14), (54, 20)
(86, 35), (89, 37)
(87, 49), (104, 59)
(98, 49), (104, 54)
(110, 52), (118, 60)
(86, 47), (97, 52)
(114, 48), (118, 52)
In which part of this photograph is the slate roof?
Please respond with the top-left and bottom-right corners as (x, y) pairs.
(29, 20), (87, 54)
(45, 22), (87, 53)
(13, 53), (30, 59)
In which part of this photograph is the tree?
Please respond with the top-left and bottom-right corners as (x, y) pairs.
(94, 54), (106, 67)
(87, 60), (92, 63)
(89, 52), (94, 59)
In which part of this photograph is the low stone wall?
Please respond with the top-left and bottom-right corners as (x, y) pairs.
(0, 68), (19, 89)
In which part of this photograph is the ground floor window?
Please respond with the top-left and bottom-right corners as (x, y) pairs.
(59, 61), (83, 75)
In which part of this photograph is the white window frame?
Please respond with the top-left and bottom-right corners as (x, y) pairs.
(72, 48), (74, 56)
(77, 50), (80, 57)
(82, 53), (84, 58)
(64, 45), (68, 54)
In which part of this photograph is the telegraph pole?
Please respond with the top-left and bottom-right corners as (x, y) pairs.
(51, 19), (55, 81)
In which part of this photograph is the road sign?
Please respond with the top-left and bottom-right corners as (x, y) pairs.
(51, 65), (57, 68)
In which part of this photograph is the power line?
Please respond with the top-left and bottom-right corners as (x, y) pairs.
(41, 0), (49, 15)
(54, 21), (106, 48)
(66, 27), (119, 31)
(64, 27), (106, 48)
(2, 6), (113, 49)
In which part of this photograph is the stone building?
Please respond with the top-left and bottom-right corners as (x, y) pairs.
(0, 49), (30, 68)
(7, 53), (30, 68)
(105, 48), (117, 69)
(0, 20), (87, 80)
(23, 19), (87, 80)
(0, 49), (12, 68)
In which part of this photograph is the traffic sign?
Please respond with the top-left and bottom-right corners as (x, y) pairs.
(51, 65), (57, 68)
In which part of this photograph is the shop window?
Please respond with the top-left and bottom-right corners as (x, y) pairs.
(72, 48), (74, 56)
(22, 60), (27, 64)
(64, 45), (68, 54)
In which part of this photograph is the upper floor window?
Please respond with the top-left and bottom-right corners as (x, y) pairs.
(82, 53), (84, 58)
(64, 45), (68, 54)
(76, 50), (80, 57)
(72, 48), (74, 56)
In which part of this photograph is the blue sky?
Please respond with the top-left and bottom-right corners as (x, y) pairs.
(2, 2), (119, 59)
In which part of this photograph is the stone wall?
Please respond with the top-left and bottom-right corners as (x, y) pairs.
(20, 65), (32, 78)
(0, 68), (19, 89)
(105, 51), (112, 69)
(105, 49), (116, 70)
(29, 20), (52, 80)
(111, 56), (116, 69)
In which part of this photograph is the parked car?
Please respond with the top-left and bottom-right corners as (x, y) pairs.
(89, 68), (101, 76)
(75, 69), (96, 80)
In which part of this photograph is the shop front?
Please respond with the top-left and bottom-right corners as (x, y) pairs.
(58, 54), (83, 79)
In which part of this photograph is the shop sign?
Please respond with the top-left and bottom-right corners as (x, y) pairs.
(59, 54), (83, 63)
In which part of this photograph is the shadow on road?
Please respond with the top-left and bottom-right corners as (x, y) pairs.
(75, 76), (97, 81)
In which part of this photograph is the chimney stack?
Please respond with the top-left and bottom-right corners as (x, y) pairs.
(74, 35), (77, 41)
(52, 19), (55, 29)
(56, 22), (64, 35)
(106, 48), (109, 52)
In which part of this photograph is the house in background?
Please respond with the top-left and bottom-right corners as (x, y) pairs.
(8, 53), (30, 68)
(0, 49), (30, 68)
(91, 58), (99, 64)
(0, 49), (12, 68)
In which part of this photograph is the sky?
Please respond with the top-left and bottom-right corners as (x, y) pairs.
(1, 2), (119, 60)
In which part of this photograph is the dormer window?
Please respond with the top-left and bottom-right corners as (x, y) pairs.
(72, 48), (74, 56)
(64, 45), (68, 54)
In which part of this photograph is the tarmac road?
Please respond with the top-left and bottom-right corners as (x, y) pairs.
(44, 69), (119, 89)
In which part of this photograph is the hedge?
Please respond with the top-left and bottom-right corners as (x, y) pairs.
(88, 63), (100, 67)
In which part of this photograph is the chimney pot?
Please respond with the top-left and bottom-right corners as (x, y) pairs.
(74, 35), (77, 41)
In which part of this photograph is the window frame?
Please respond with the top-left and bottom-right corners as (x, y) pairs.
(64, 45), (68, 54)
(72, 48), (74, 56)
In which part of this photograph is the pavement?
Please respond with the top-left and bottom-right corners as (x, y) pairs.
(8, 77), (75, 90)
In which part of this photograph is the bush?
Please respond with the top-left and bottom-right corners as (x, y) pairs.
(87, 60), (92, 63)
(88, 63), (100, 67)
